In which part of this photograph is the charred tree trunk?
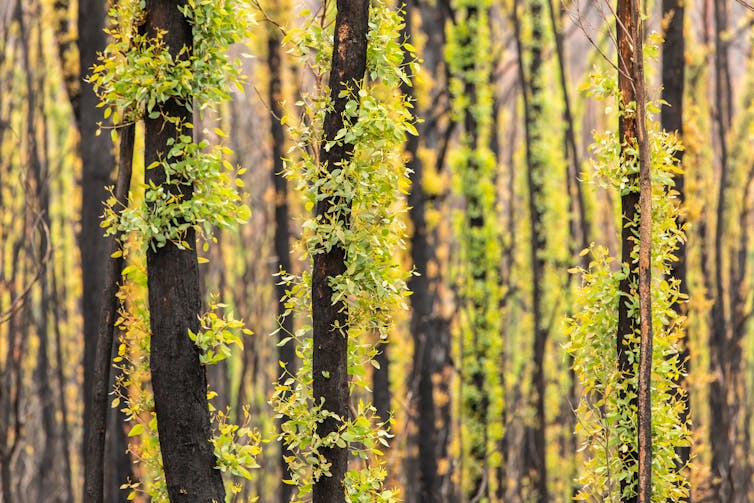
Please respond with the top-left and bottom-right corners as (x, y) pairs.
(268, 20), (295, 503)
(406, 1), (453, 501)
(143, 2), (225, 501)
(617, 0), (640, 501)
(311, 1), (369, 501)
(514, 0), (547, 499)
(629, 1), (653, 500)
(660, 0), (689, 498)
(402, 1), (441, 501)
(84, 123), (134, 503)
(372, 339), (391, 423)
(77, 1), (133, 499)
(709, 1), (734, 501)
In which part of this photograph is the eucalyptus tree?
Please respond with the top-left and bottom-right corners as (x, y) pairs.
(660, 0), (689, 497)
(309, 1), (370, 500)
(89, 0), (255, 500)
(448, 0), (501, 498)
(566, 0), (689, 501)
(271, 0), (414, 501)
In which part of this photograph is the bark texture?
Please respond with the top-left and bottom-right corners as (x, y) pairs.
(144, 2), (225, 501)
(629, 1), (653, 500)
(84, 123), (134, 503)
(514, 0), (547, 499)
(617, 0), (639, 501)
(77, 2), (133, 498)
(311, 1), (369, 501)
(403, 1), (442, 501)
(709, 1), (737, 500)
(660, 0), (689, 498)
(268, 21), (295, 503)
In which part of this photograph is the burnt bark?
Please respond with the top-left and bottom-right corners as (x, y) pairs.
(617, 0), (640, 501)
(311, 1), (369, 502)
(629, 1), (653, 499)
(660, 0), (689, 498)
(709, 1), (736, 501)
(84, 123), (134, 503)
(77, 2), (133, 498)
(143, 2), (225, 501)
(18, 5), (59, 500)
(402, 1), (441, 501)
(513, 0), (547, 499)
(372, 340), (391, 423)
(268, 21), (295, 503)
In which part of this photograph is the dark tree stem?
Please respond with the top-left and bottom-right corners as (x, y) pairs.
(630, 0), (653, 499)
(143, 2), (226, 501)
(660, 0), (689, 498)
(513, 0), (547, 499)
(311, 1), (369, 501)
(268, 18), (295, 503)
(617, 0), (640, 500)
(84, 122), (134, 503)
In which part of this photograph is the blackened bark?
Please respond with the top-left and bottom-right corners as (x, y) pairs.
(372, 340), (391, 422)
(268, 22), (295, 503)
(77, 2), (133, 497)
(84, 123), (134, 503)
(546, 0), (588, 260)
(53, 0), (78, 111)
(312, 1), (369, 502)
(143, 2), (225, 501)
(402, 1), (441, 501)
(617, 0), (639, 501)
(51, 272), (74, 503)
(660, 0), (689, 498)
(18, 5), (58, 500)
(514, 0), (547, 499)
(629, 1), (653, 499)
(546, 2), (584, 497)
(709, 1), (734, 501)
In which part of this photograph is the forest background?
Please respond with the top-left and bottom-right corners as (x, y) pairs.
(1, 0), (753, 501)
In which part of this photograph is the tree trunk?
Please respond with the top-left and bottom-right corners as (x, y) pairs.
(403, 1), (440, 500)
(311, 1), (369, 501)
(629, 0), (653, 499)
(268, 20), (295, 503)
(709, 1), (734, 500)
(77, 2), (133, 499)
(617, 0), (640, 501)
(84, 123), (134, 503)
(514, 0), (547, 498)
(143, 2), (226, 501)
(660, 0), (689, 498)
(18, 2), (58, 501)
(372, 339), (391, 423)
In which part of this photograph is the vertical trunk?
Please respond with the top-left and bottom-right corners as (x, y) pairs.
(630, 0), (653, 500)
(51, 272), (74, 503)
(617, 0), (639, 501)
(404, 1), (440, 500)
(454, 0), (493, 495)
(78, 2), (133, 499)
(514, 0), (547, 498)
(372, 340), (391, 422)
(546, 0), (588, 259)
(311, 1), (369, 501)
(660, 0), (689, 498)
(84, 123), (134, 503)
(143, 2), (226, 501)
(268, 20), (295, 503)
(19, 5), (60, 500)
(709, 1), (733, 501)
(547, 3), (583, 494)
